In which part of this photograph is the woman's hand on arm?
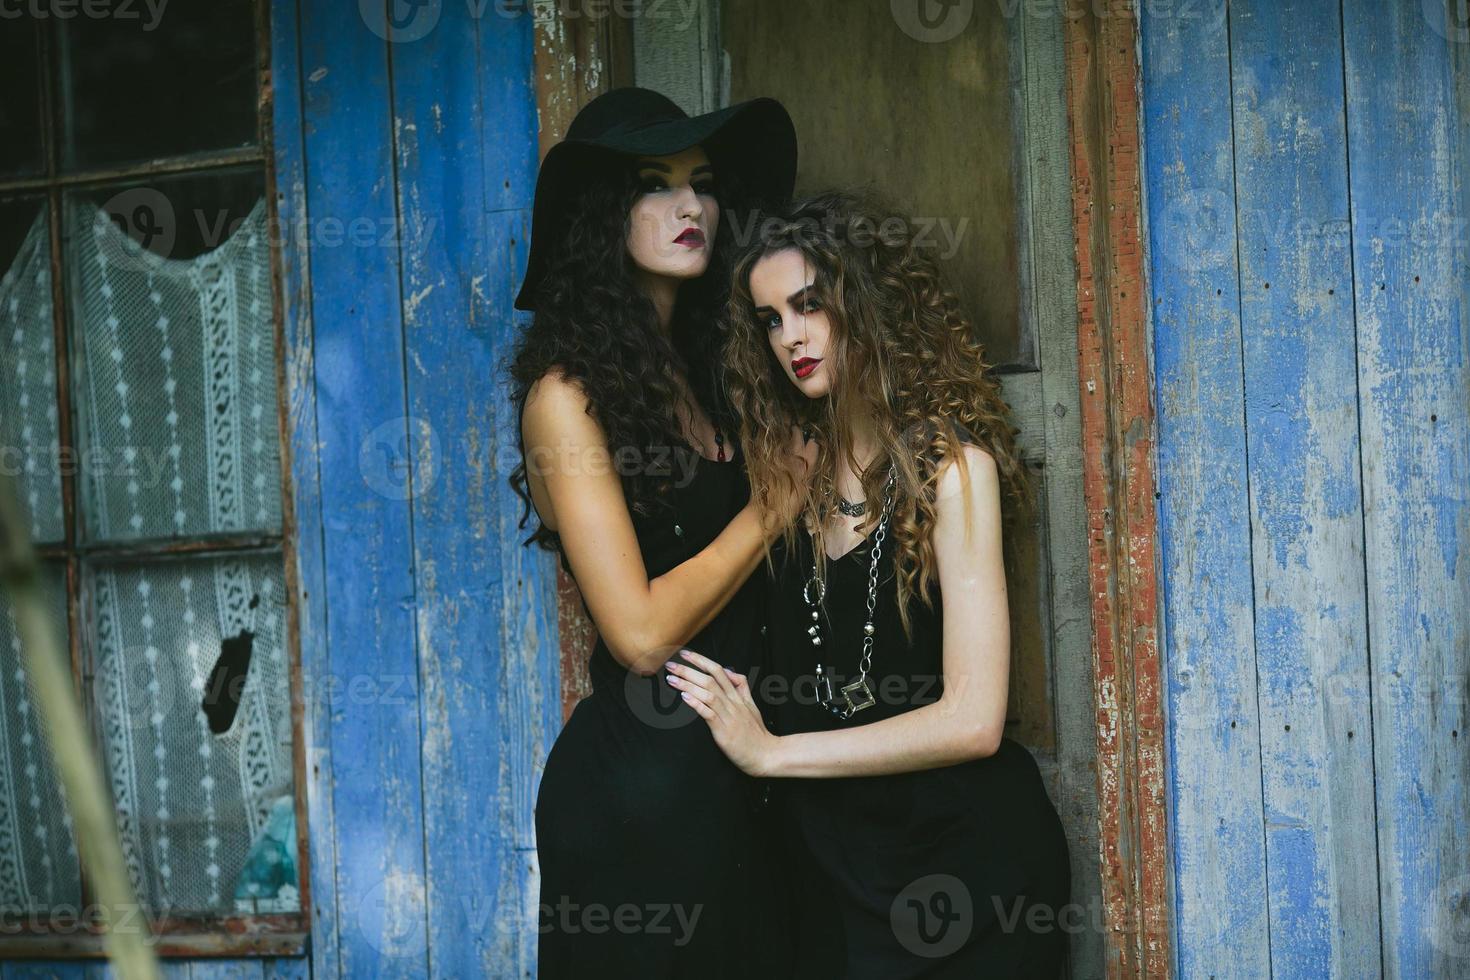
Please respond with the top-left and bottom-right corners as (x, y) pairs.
(672, 445), (1011, 778)
(522, 374), (812, 676)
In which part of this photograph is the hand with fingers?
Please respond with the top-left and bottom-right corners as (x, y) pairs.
(664, 648), (780, 777)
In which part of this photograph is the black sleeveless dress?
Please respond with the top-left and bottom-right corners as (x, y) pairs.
(533, 438), (795, 979)
(759, 522), (1072, 979)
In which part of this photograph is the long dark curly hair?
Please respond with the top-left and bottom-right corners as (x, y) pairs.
(725, 190), (1034, 639)
(507, 151), (750, 548)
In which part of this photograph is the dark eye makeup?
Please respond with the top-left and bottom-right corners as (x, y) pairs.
(634, 161), (716, 197)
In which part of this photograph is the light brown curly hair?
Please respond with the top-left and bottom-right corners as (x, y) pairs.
(724, 190), (1033, 638)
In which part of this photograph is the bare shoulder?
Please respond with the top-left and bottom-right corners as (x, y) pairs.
(934, 442), (1000, 503)
(933, 443), (1003, 558)
(525, 366), (588, 418)
(522, 367), (601, 446)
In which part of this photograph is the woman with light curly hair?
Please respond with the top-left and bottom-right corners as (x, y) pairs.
(665, 191), (1072, 978)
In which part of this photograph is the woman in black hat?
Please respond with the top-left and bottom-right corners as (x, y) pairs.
(508, 88), (809, 978)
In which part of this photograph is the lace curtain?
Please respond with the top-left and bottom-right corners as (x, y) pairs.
(0, 208), (78, 915)
(91, 553), (295, 913)
(74, 198), (283, 541)
(0, 197), (299, 915)
(0, 568), (80, 915)
(0, 206), (64, 544)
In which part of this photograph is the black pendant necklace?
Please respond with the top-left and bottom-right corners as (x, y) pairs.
(836, 494), (865, 517)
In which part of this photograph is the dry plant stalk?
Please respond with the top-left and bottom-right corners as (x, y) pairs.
(0, 472), (161, 979)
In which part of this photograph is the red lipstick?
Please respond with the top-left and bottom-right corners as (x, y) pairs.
(791, 356), (822, 379)
(674, 228), (706, 248)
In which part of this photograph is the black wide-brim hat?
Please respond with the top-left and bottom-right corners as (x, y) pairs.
(514, 86), (798, 311)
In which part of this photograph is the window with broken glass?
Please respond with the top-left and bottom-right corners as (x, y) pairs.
(0, 0), (307, 957)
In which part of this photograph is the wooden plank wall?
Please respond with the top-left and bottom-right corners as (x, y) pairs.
(1018, 9), (1106, 977)
(2, 3), (572, 975)
(1343, 3), (1470, 976)
(1061, 7), (1173, 975)
(1141, 1), (1470, 976)
(387, 3), (556, 977)
(2, 3), (556, 978)
(294, 1), (430, 974)
(281, 1), (556, 976)
(1232, 4), (1379, 976)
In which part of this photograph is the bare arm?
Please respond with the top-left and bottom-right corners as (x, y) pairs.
(668, 444), (1011, 775)
(522, 371), (809, 676)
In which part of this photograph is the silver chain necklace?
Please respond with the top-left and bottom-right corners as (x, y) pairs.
(804, 469), (895, 719)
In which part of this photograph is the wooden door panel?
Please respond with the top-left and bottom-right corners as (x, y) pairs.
(722, 0), (1034, 372)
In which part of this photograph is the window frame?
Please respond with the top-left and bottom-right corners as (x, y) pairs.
(0, 0), (311, 958)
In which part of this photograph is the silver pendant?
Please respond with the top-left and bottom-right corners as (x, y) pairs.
(837, 676), (876, 715)
(816, 666), (877, 718)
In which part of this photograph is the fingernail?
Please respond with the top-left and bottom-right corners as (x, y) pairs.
(665, 675), (678, 686)
(664, 661), (677, 671)
(679, 650), (692, 658)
